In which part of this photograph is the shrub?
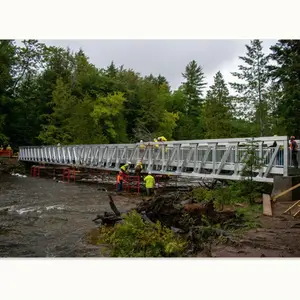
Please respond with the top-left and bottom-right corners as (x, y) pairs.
(190, 180), (264, 210)
(98, 211), (187, 257)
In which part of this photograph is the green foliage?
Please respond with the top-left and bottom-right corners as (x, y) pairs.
(0, 39), (299, 148)
(241, 138), (264, 184)
(191, 179), (264, 209)
(181, 60), (207, 115)
(98, 211), (187, 257)
(235, 204), (262, 229)
(202, 71), (233, 138)
(230, 39), (270, 136)
(91, 92), (127, 142)
(268, 40), (300, 136)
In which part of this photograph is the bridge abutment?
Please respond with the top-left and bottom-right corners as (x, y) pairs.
(272, 175), (300, 201)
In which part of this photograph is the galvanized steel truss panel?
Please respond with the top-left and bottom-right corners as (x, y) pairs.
(18, 136), (291, 183)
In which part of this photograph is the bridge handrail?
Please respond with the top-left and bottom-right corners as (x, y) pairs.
(17, 136), (292, 182)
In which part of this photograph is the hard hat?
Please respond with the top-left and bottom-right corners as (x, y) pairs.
(140, 140), (143, 143)
(148, 172), (152, 174)
(127, 161), (131, 164)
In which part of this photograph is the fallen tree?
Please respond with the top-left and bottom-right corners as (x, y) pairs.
(90, 188), (250, 257)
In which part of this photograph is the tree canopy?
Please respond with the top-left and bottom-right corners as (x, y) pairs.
(0, 39), (298, 148)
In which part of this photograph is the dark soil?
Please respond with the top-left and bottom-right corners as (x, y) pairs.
(209, 202), (300, 257)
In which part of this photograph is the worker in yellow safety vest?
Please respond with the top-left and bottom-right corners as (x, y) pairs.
(153, 138), (159, 151)
(6, 145), (12, 150)
(139, 140), (146, 151)
(157, 136), (167, 142)
(157, 136), (168, 153)
(120, 162), (131, 174)
(135, 161), (143, 177)
(139, 140), (146, 153)
(144, 172), (155, 196)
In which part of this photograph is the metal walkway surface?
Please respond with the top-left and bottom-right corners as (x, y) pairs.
(18, 136), (296, 183)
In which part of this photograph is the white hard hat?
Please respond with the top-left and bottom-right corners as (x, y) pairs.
(148, 172), (152, 174)
(127, 161), (131, 164)
(140, 140), (143, 143)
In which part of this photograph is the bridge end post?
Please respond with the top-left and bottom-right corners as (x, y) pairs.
(283, 135), (289, 177)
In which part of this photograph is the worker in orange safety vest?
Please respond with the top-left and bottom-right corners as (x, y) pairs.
(290, 136), (298, 168)
(117, 171), (124, 192)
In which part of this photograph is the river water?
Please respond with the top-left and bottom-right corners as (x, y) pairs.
(0, 174), (135, 257)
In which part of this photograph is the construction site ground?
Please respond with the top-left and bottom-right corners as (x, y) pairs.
(209, 201), (300, 257)
(88, 190), (300, 257)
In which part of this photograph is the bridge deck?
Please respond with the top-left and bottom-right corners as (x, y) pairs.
(18, 136), (296, 183)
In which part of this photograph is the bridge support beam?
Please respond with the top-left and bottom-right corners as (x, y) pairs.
(272, 175), (300, 201)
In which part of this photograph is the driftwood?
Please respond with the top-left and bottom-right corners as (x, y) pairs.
(92, 188), (245, 254)
(92, 194), (122, 225)
(108, 194), (121, 216)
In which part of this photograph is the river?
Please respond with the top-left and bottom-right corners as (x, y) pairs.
(0, 173), (135, 257)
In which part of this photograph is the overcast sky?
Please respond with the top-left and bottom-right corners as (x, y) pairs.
(38, 39), (277, 91)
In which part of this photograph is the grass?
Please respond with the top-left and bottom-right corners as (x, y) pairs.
(235, 203), (262, 231)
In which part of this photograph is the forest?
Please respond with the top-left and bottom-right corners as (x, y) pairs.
(0, 39), (299, 149)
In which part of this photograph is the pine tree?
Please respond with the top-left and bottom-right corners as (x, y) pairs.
(203, 71), (233, 138)
(181, 60), (206, 116)
(230, 39), (269, 136)
(268, 40), (300, 136)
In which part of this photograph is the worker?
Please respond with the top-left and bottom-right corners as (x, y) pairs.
(153, 138), (159, 151)
(157, 136), (168, 153)
(269, 135), (277, 148)
(135, 161), (143, 177)
(6, 144), (12, 150)
(139, 140), (145, 150)
(0, 145), (3, 151)
(144, 172), (155, 196)
(157, 136), (167, 142)
(116, 171), (124, 192)
(120, 162), (131, 174)
(290, 136), (298, 168)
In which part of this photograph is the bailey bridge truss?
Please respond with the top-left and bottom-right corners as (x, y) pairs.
(19, 136), (296, 183)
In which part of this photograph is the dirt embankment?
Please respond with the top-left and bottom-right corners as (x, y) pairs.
(211, 202), (300, 257)
(0, 158), (24, 174)
(90, 189), (300, 257)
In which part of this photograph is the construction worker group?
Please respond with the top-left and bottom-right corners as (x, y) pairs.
(0, 144), (12, 151)
(117, 161), (155, 195)
(116, 136), (167, 194)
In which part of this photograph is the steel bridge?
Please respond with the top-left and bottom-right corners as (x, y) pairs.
(18, 136), (299, 183)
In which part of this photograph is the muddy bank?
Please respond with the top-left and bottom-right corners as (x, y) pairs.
(0, 174), (139, 257)
(210, 202), (300, 257)
(89, 188), (300, 257)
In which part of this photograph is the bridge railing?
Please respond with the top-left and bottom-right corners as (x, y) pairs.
(18, 136), (292, 182)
